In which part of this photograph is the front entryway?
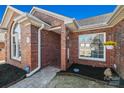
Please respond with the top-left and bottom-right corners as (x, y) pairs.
(40, 30), (61, 68)
(9, 66), (60, 88)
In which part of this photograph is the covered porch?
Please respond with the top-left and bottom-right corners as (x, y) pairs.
(40, 24), (68, 71)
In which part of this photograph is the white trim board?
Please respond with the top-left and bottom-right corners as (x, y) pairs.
(11, 22), (21, 61)
(30, 6), (73, 24)
(14, 13), (51, 28)
(1, 6), (24, 28)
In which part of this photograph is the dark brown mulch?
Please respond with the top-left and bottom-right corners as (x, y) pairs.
(0, 64), (26, 88)
(63, 64), (124, 87)
(66, 64), (115, 81)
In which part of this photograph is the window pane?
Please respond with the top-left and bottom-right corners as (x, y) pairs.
(18, 43), (21, 57)
(79, 33), (105, 60)
(13, 37), (15, 43)
(13, 44), (16, 57)
(12, 24), (21, 59)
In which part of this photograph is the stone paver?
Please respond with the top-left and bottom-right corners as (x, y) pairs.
(9, 66), (60, 88)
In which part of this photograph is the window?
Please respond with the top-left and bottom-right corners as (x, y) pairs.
(79, 33), (106, 61)
(11, 23), (21, 61)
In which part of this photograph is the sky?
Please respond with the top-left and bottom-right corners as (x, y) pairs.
(0, 5), (116, 23)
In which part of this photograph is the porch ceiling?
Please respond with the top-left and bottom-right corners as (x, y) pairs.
(48, 27), (62, 34)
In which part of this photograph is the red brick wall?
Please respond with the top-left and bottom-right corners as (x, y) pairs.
(6, 12), (24, 69)
(112, 19), (124, 78)
(32, 10), (66, 70)
(6, 12), (40, 71)
(6, 22), (31, 69)
(7, 22), (40, 71)
(6, 10), (63, 72)
(61, 25), (67, 70)
(69, 19), (124, 79)
(41, 30), (61, 68)
(0, 43), (5, 48)
(69, 28), (114, 68)
(0, 43), (5, 61)
(30, 25), (38, 70)
(20, 24), (32, 70)
(0, 48), (5, 61)
(4, 9), (124, 79)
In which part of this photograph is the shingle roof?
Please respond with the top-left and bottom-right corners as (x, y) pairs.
(77, 13), (112, 27)
(30, 7), (73, 24)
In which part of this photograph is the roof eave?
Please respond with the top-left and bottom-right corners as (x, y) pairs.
(30, 6), (73, 24)
(77, 6), (124, 32)
(1, 6), (24, 27)
(14, 13), (52, 28)
(107, 5), (124, 24)
(78, 23), (109, 31)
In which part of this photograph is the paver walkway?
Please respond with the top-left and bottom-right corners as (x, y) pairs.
(9, 66), (60, 88)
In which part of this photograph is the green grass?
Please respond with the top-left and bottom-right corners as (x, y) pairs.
(47, 74), (115, 88)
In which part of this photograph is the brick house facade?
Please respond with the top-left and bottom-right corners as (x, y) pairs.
(0, 42), (5, 61)
(0, 31), (5, 62)
(1, 6), (124, 78)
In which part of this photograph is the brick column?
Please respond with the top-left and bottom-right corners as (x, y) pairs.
(61, 24), (67, 71)
(20, 23), (32, 70)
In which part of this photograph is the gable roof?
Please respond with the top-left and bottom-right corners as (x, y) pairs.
(14, 13), (51, 29)
(30, 7), (73, 24)
(77, 13), (112, 27)
(1, 5), (124, 32)
(0, 6), (52, 30)
(74, 5), (124, 31)
(0, 6), (24, 28)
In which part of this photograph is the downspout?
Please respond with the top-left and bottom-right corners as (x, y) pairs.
(26, 24), (44, 77)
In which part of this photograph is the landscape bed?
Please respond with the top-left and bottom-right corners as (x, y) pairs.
(60, 64), (124, 87)
(0, 64), (26, 87)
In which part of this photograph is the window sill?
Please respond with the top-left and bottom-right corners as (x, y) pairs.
(11, 57), (21, 62)
(79, 57), (106, 62)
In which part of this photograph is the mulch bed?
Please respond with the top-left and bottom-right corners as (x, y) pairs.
(66, 64), (116, 81)
(62, 64), (124, 87)
(0, 64), (27, 88)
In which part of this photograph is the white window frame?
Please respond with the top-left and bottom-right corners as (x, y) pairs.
(78, 32), (106, 62)
(11, 23), (21, 61)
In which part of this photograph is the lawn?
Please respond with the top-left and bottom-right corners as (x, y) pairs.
(47, 74), (115, 88)
(0, 64), (26, 87)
